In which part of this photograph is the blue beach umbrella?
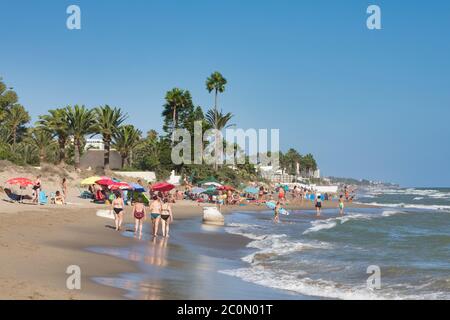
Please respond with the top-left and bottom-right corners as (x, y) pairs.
(191, 187), (206, 194)
(244, 186), (259, 194)
(130, 183), (146, 192)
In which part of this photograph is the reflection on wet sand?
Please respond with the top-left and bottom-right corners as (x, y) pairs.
(144, 237), (169, 267)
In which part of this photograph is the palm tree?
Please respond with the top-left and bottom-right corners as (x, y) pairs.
(206, 71), (227, 113)
(94, 105), (128, 170)
(28, 128), (55, 164)
(205, 109), (234, 131)
(113, 124), (142, 168)
(162, 88), (192, 144)
(38, 108), (70, 165)
(65, 105), (96, 170)
(205, 108), (234, 169)
(5, 104), (30, 145)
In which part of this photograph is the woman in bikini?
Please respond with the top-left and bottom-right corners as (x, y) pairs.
(111, 193), (125, 231)
(133, 196), (146, 238)
(33, 175), (42, 204)
(339, 195), (345, 216)
(160, 198), (173, 237)
(61, 177), (68, 198)
(149, 195), (162, 237)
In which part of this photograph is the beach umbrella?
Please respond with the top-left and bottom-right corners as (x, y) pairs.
(80, 176), (104, 185)
(244, 186), (259, 194)
(198, 176), (219, 184)
(202, 186), (218, 195)
(130, 183), (146, 192)
(96, 178), (115, 186)
(151, 182), (175, 192)
(203, 181), (222, 187)
(6, 177), (34, 187)
(217, 185), (234, 191)
(109, 182), (132, 191)
(191, 187), (206, 194)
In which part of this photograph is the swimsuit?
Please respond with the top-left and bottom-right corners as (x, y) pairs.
(316, 200), (322, 208)
(113, 207), (123, 214)
(151, 213), (161, 219)
(161, 207), (170, 221)
(134, 210), (145, 220)
(339, 202), (344, 209)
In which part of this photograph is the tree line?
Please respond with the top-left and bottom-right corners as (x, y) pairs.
(0, 73), (317, 185)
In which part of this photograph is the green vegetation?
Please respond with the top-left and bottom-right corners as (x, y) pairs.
(0, 74), (318, 186)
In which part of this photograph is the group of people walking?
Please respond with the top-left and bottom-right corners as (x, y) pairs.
(111, 193), (173, 239)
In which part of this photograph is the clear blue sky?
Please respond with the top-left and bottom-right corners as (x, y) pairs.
(1, 0), (449, 187)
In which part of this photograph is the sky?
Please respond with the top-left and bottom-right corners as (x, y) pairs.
(0, 0), (449, 187)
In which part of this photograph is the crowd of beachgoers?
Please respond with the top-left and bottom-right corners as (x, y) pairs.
(2, 172), (358, 240)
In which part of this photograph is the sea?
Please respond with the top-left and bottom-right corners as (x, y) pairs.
(89, 187), (450, 300)
(221, 187), (450, 299)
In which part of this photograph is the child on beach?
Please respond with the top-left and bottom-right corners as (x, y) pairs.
(339, 195), (345, 216)
(133, 196), (146, 239)
(111, 193), (125, 231)
(160, 198), (173, 238)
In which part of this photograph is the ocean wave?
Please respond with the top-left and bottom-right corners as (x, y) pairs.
(362, 202), (450, 212)
(226, 222), (331, 264)
(381, 209), (406, 217)
(303, 213), (373, 234)
(364, 188), (450, 200)
(219, 267), (444, 300)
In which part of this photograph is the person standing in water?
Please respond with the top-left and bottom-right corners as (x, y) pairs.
(339, 195), (345, 216)
(160, 198), (173, 237)
(315, 193), (322, 217)
(149, 195), (162, 237)
(133, 196), (146, 239)
(111, 193), (125, 231)
(274, 201), (281, 223)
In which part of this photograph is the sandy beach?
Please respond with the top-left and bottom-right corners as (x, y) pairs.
(0, 184), (372, 300)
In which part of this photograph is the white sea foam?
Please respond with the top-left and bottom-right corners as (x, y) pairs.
(303, 213), (373, 234)
(219, 267), (442, 300)
(363, 202), (450, 212)
(381, 209), (405, 217)
(365, 187), (450, 200)
(226, 222), (331, 264)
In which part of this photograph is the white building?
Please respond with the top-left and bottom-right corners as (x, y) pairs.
(85, 138), (104, 150)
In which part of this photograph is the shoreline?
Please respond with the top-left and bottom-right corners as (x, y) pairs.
(0, 199), (376, 300)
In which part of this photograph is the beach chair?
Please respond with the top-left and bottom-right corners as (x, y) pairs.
(39, 191), (48, 205)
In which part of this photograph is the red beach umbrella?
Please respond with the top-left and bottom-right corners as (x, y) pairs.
(109, 182), (132, 190)
(95, 178), (114, 186)
(151, 182), (175, 192)
(6, 177), (34, 187)
(217, 185), (234, 191)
